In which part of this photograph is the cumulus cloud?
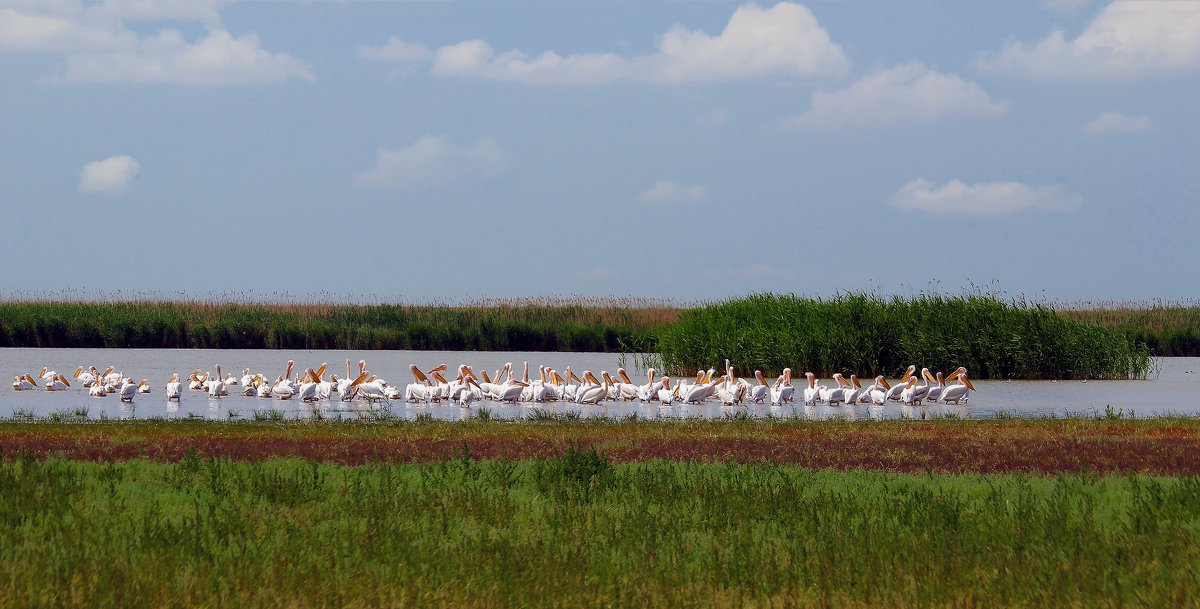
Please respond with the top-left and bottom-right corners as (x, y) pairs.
(357, 37), (431, 62)
(978, 0), (1200, 79)
(0, 2), (312, 84)
(784, 63), (1009, 129)
(1081, 111), (1153, 134)
(78, 154), (140, 196)
(429, 2), (848, 84)
(62, 28), (313, 84)
(354, 136), (511, 188)
(889, 178), (1083, 215)
(637, 181), (710, 205)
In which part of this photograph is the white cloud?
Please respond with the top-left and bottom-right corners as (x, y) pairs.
(638, 181), (710, 205)
(0, 2), (313, 84)
(979, 0), (1200, 79)
(1082, 111), (1153, 134)
(889, 179), (1083, 215)
(354, 136), (511, 188)
(357, 37), (430, 62)
(430, 2), (848, 84)
(62, 28), (313, 84)
(784, 62), (1009, 129)
(78, 154), (140, 196)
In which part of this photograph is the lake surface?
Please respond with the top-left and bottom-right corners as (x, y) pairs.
(3, 348), (1196, 421)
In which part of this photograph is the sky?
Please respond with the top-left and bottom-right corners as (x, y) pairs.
(1, 0), (1197, 305)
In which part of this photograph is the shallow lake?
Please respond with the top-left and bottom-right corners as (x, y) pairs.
(2, 348), (1196, 421)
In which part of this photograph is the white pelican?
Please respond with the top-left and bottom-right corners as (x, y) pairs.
(575, 371), (607, 404)
(826, 374), (848, 407)
(656, 377), (674, 404)
(188, 370), (205, 391)
(45, 374), (70, 391)
(636, 369), (658, 402)
(74, 366), (98, 387)
(298, 368), (319, 402)
(90, 379), (108, 398)
(776, 368), (795, 404)
(355, 374), (388, 402)
(748, 371), (770, 404)
(926, 371), (945, 403)
(273, 360), (297, 399)
(887, 366), (916, 401)
(166, 374), (182, 400)
(868, 376), (891, 405)
(138, 379), (151, 394)
(940, 367), (975, 404)
(240, 369), (255, 388)
(843, 374), (863, 406)
(615, 368), (640, 401)
(207, 365), (226, 398)
(800, 372), (820, 406)
(119, 378), (137, 402)
(12, 374), (37, 390)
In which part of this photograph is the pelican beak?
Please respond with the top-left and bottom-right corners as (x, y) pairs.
(965, 378), (976, 391)
(880, 378), (891, 389)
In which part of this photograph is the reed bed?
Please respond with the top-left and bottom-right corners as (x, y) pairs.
(655, 293), (1153, 380)
(1055, 301), (1200, 357)
(0, 452), (1196, 608)
(0, 298), (677, 352)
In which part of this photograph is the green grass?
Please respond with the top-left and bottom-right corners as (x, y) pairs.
(0, 452), (1197, 608)
(656, 293), (1153, 379)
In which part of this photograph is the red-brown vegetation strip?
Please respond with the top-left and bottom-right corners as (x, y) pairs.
(1, 419), (1197, 474)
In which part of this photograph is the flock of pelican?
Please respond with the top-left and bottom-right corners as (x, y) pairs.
(13, 360), (976, 409)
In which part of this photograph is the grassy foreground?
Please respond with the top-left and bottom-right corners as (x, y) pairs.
(1, 451), (1198, 608)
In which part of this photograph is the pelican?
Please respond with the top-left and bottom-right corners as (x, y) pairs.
(575, 371), (607, 404)
(207, 365), (226, 397)
(12, 374), (37, 390)
(656, 377), (674, 404)
(458, 377), (480, 407)
(826, 373), (849, 407)
(772, 369), (792, 407)
(119, 378), (137, 402)
(940, 367), (975, 404)
(887, 366), (916, 401)
(166, 373), (182, 400)
(138, 379), (151, 394)
(45, 374), (70, 391)
(298, 368), (319, 402)
(843, 374), (863, 406)
(926, 371), (946, 403)
(614, 368), (640, 401)
(748, 370), (770, 403)
(868, 376), (891, 405)
(89, 379), (108, 397)
(188, 370), (205, 391)
(801, 372), (820, 406)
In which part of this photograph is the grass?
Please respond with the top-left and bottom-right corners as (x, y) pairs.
(0, 452), (1196, 608)
(655, 292), (1153, 379)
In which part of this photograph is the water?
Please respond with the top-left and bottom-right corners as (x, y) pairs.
(2, 348), (1194, 421)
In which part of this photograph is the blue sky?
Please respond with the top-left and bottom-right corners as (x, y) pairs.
(1, 0), (1197, 304)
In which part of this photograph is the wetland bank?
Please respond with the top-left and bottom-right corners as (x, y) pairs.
(4, 293), (1198, 608)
